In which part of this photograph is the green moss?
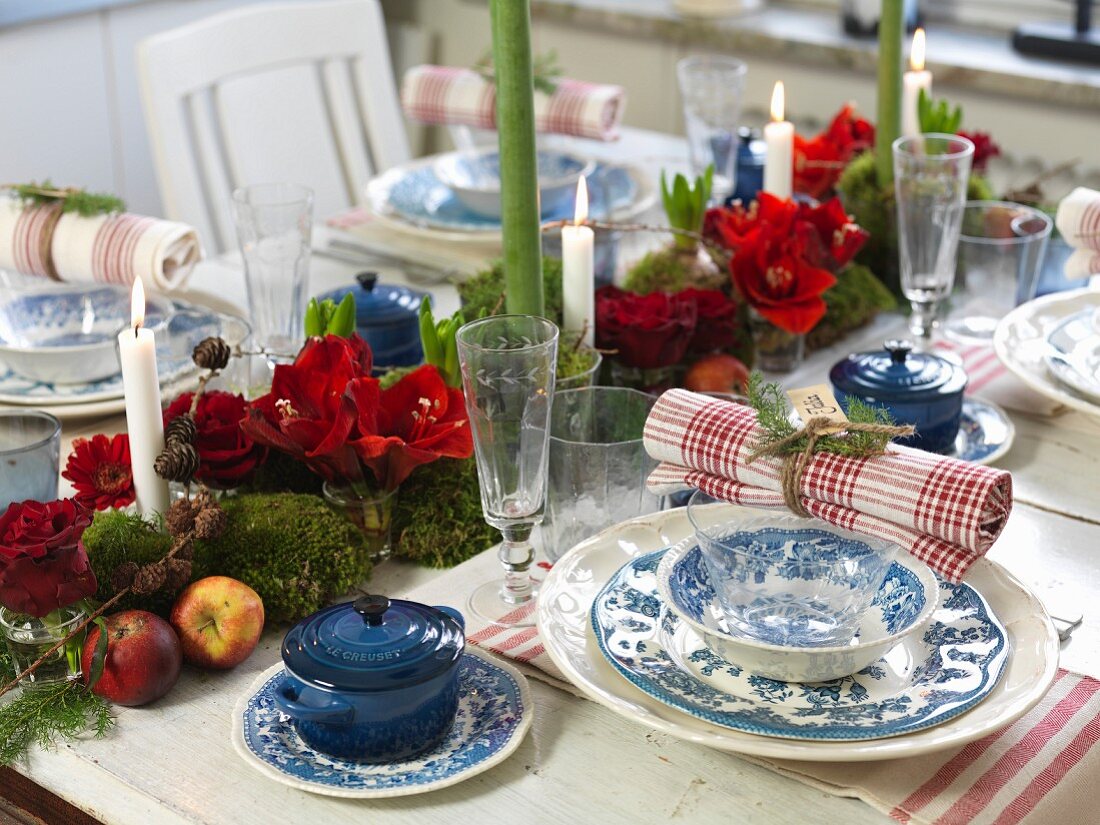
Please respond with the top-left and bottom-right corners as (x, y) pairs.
(392, 458), (497, 568)
(458, 257), (564, 326)
(83, 494), (371, 624)
(808, 263), (897, 351)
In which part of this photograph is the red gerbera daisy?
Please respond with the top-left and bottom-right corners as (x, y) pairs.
(62, 433), (135, 511)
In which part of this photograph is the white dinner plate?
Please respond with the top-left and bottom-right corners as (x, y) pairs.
(537, 504), (1059, 762)
(993, 288), (1100, 419)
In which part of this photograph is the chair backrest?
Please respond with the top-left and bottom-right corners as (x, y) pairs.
(138, 0), (409, 252)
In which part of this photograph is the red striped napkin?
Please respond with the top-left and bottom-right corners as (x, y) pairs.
(753, 669), (1100, 825)
(931, 341), (1063, 417)
(644, 390), (1013, 582)
(401, 65), (626, 142)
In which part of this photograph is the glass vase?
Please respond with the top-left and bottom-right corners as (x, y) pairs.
(749, 310), (805, 372)
(0, 604), (87, 692)
(322, 481), (397, 564)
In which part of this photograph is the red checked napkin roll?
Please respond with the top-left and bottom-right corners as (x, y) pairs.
(644, 390), (1013, 582)
(401, 65), (626, 142)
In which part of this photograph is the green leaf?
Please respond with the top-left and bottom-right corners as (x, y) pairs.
(327, 292), (356, 337)
(86, 617), (109, 689)
(304, 298), (322, 338)
(419, 296), (443, 367)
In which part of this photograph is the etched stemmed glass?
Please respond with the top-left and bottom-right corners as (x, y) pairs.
(456, 315), (559, 628)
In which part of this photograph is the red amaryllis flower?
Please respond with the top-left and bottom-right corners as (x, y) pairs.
(346, 365), (473, 491)
(240, 334), (373, 485)
(957, 130), (1001, 174)
(0, 499), (96, 618)
(595, 286), (698, 370)
(681, 288), (738, 355)
(165, 391), (267, 489)
(797, 197), (869, 269)
(793, 104), (875, 199)
(62, 433), (134, 511)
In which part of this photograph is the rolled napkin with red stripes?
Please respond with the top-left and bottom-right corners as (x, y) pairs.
(0, 196), (201, 291)
(401, 65), (626, 142)
(1055, 187), (1100, 252)
(644, 390), (1013, 582)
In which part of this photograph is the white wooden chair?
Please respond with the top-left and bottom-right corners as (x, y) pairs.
(137, 0), (409, 253)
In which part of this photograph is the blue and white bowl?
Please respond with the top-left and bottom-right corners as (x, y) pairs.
(433, 148), (595, 219)
(656, 534), (939, 682)
(0, 285), (173, 384)
(683, 494), (905, 649)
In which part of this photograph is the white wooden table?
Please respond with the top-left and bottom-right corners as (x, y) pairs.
(8, 129), (1100, 825)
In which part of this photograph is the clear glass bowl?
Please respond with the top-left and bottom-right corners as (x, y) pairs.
(685, 492), (901, 647)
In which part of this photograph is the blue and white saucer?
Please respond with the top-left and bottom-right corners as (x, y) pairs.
(231, 649), (533, 798)
(952, 398), (1014, 465)
(593, 549), (1008, 742)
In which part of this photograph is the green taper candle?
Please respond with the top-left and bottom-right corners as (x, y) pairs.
(490, 0), (545, 317)
(876, 0), (903, 187)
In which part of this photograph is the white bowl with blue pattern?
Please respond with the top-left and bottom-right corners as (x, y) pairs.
(434, 148), (595, 219)
(657, 535), (939, 682)
(0, 285), (173, 384)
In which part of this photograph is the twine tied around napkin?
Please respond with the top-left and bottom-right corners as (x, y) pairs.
(746, 417), (915, 517)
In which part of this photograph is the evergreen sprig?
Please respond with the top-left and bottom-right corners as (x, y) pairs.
(473, 48), (563, 95)
(747, 373), (898, 458)
(0, 681), (114, 766)
(5, 180), (125, 217)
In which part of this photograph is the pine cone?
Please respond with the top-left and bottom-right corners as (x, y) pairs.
(155, 441), (200, 483)
(111, 561), (139, 593)
(163, 558), (193, 593)
(165, 414), (197, 446)
(191, 487), (217, 513)
(165, 498), (196, 537)
(192, 336), (231, 370)
(131, 562), (167, 595)
(193, 505), (227, 541)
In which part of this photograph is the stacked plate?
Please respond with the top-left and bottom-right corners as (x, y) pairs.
(994, 287), (1100, 418)
(365, 148), (657, 247)
(0, 284), (248, 419)
(537, 504), (1059, 761)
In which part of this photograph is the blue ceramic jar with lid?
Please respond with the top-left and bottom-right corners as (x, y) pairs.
(274, 594), (465, 762)
(829, 339), (968, 454)
(318, 273), (427, 368)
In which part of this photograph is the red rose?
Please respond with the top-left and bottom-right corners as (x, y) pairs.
(595, 286), (698, 370)
(241, 334), (373, 486)
(165, 391), (267, 489)
(681, 288), (738, 355)
(957, 130), (1001, 174)
(0, 499), (97, 618)
(793, 104), (875, 199)
(347, 365), (474, 491)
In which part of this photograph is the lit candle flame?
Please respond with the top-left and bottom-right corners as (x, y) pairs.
(770, 81), (785, 123)
(131, 277), (145, 334)
(574, 176), (589, 226)
(911, 28), (926, 72)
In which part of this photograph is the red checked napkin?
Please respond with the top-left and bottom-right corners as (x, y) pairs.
(400, 65), (626, 142)
(644, 390), (1013, 581)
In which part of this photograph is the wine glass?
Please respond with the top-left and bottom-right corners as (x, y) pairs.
(893, 134), (974, 343)
(456, 314), (559, 628)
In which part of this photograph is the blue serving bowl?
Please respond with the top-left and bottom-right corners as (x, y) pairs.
(275, 595), (465, 763)
(318, 273), (427, 368)
(434, 148), (595, 219)
(0, 285), (173, 384)
(830, 339), (968, 454)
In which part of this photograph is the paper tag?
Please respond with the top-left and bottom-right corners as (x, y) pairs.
(787, 384), (849, 434)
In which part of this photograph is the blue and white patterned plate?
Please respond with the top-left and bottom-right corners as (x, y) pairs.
(951, 398), (1014, 465)
(0, 303), (248, 406)
(231, 650), (533, 798)
(593, 548), (1009, 742)
(369, 156), (643, 233)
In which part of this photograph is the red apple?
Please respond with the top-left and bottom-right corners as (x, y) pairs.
(170, 576), (264, 670)
(684, 353), (751, 395)
(82, 610), (182, 706)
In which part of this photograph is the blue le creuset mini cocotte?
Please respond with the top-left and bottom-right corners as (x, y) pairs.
(829, 339), (968, 454)
(318, 273), (427, 368)
(275, 594), (465, 762)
